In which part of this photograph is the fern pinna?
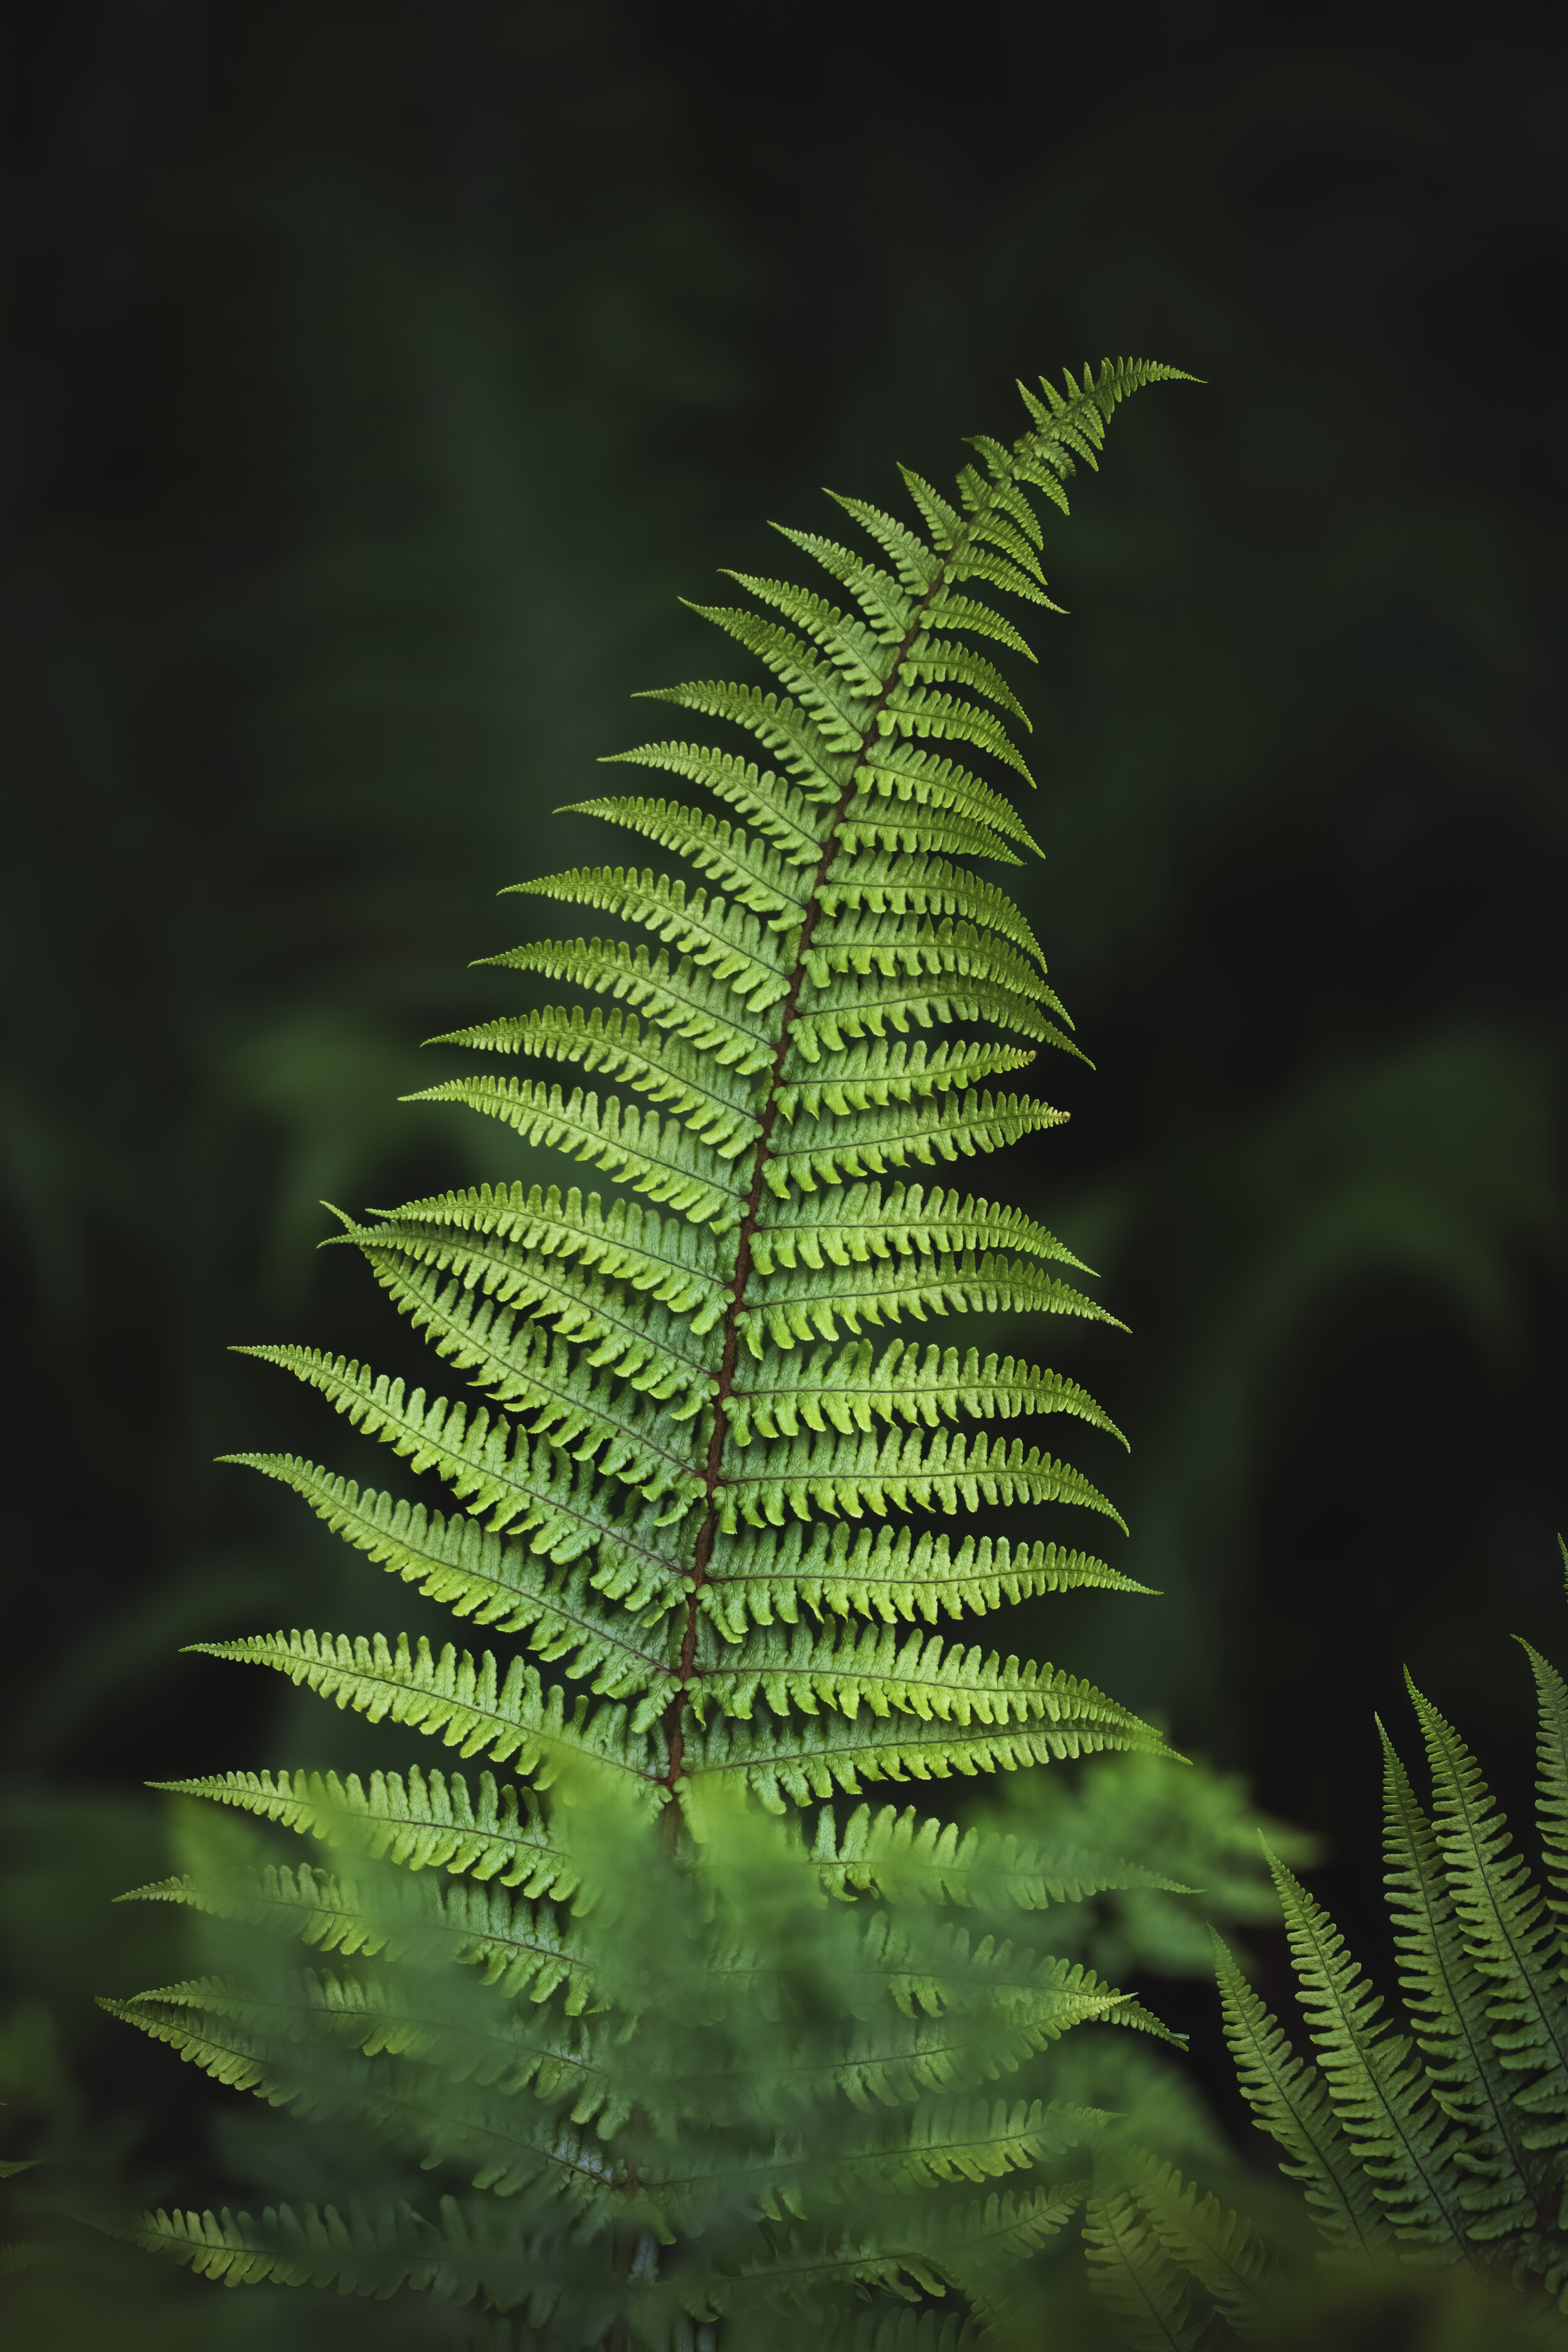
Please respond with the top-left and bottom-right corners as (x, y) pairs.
(110, 361), (1192, 2349)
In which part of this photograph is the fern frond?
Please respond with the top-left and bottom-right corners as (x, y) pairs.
(1263, 1846), (1472, 2250)
(598, 738), (830, 857)
(736, 1252), (1108, 1351)
(128, 2197), (463, 2296)
(844, 743), (1041, 856)
(430, 1004), (770, 1157)
(772, 1039), (1046, 1121)
(358, 1257), (713, 1454)
(752, 1091), (1067, 1196)
(115, 1994), (630, 2200)
(1213, 1929), (1391, 2255)
(122, 1862), (600, 2010)
(689, 1624), (1136, 1735)
(1407, 1676), (1568, 2145)
(336, 1209), (723, 1397)
(815, 854), (1046, 967)
(124, 361), (1195, 2338)
(115, 1967), (623, 2121)
(516, 859), (793, 985)
(635, 677), (849, 800)
(701, 2181), (1081, 2316)
(129, 2193), (608, 2328)
(357, 1184), (733, 1327)
(1380, 1720), (1538, 2237)
(742, 2311), (979, 2352)
(677, 601), (886, 750)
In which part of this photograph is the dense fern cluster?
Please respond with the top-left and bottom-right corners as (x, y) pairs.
(1082, 1581), (1568, 2346)
(109, 361), (1196, 2345)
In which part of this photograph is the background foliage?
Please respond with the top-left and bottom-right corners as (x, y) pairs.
(3, 1), (1563, 2341)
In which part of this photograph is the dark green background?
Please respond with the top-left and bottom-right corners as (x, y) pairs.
(3, 1), (1563, 2338)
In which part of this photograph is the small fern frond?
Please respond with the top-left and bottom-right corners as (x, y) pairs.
(1379, 1719), (1538, 2236)
(1195, 1574), (1568, 2329)
(1262, 1845), (1472, 2250)
(1407, 1675), (1568, 2144)
(1212, 1929), (1390, 2256)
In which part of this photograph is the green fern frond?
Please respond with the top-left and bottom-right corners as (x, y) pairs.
(1261, 1846), (1473, 2250)
(1192, 1581), (1568, 2332)
(1212, 1929), (1390, 2256)
(1380, 1720), (1538, 2237)
(116, 360), (1197, 2341)
(1406, 1676), (1568, 2145)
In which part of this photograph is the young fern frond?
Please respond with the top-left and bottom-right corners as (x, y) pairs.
(112, 358), (1197, 2346)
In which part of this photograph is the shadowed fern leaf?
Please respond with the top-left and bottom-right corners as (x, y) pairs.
(110, 359), (1196, 2348)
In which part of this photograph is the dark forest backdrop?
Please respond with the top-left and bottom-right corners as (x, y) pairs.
(3, 1), (1564, 2341)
